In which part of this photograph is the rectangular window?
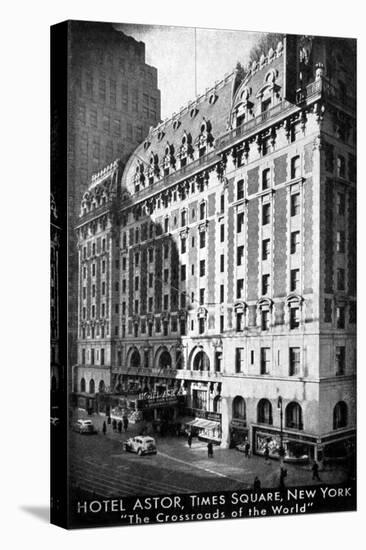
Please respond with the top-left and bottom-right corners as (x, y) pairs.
(336, 267), (345, 291)
(191, 265), (194, 275)
(290, 269), (300, 292)
(235, 348), (245, 373)
(164, 244), (169, 259)
(198, 318), (205, 335)
(220, 254), (225, 272)
(237, 179), (244, 200)
(291, 231), (300, 254)
(181, 238), (186, 254)
(237, 212), (244, 233)
(336, 346), (345, 375)
(237, 246), (244, 266)
(220, 224), (225, 242)
(289, 347), (300, 376)
(149, 273), (153, 288)
(290, 307), (300, 329)
(220, 194), (225, 213)
(337, 155), (346, 178)
(291, 193), (300, 217)
(262, 169), (270, 190)
(149, 248), (154, 263)
(148, 297), (153, 312)
(200, 259), (206, 277)
(262, 239), (270, 260)
(135, 276), (139, 291)
(260, 348), (270, 374)
(164, 268), (169, 283)
(262, 204), (271, 225)
(199, 288), (205, 305)
(336, 231), (345, 253)
(237, 279), (244, 299)
(262, 274), (270, 295)
(180, 292), (186, 308)
(91, 349), (95, 365)
(164, 294), (169, 310)
(199, 232), (206, 248)
(220, 284), (224, 303)
(180, 265), (186, 281)
(122, 279), (126, 293)
(337, 192), (345, 216)
(324, 298), (332, 322)
(261, 310), (270, 331)
(181, 210), (187, 226)
(180, 320), (186, 336)
(261, 98), (271, 112)
(251, 350), (254, 365)
(336, 306), (345, 328)
(164, 218), (169, 233)
(122, 302), (126, 315)
(220, 315), (224, 333)
(236, 311), (244, 332)
(291, 155), (301, 179)
(134, 299), (139, 314)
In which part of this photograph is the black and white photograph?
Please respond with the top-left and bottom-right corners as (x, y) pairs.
(50, 18), (356, 528)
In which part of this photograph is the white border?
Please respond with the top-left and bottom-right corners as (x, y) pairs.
(1, 1), (364, 549)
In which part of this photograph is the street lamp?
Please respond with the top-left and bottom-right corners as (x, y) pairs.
(277, 396), (285, 465)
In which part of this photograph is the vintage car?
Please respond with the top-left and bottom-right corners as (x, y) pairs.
(123, 436), (157, 456)
(72, 419), (97, 434)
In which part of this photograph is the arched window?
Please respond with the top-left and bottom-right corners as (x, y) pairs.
(130, 349), (141, 368)
(333, 401), (348, 429)
(257, 399), (273, 424)
(99, 380), (105, 393)
(232, 396), (246, 420)
(89, 379), (95, 394)
(159, 350), (172, 369)
(285, 402), (303, 430)
(80, 378), (86, 393)
(193, 351), (210, 371)
(213, 395), (222, 414)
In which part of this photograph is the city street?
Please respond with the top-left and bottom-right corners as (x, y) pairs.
(69, 412), (349, 498)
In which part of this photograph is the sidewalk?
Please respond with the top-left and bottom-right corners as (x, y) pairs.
(75, 410), (349, 489)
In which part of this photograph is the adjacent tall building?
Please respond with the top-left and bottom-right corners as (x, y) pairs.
(74, 35), (356, 463)
(66, 21), (161, 369)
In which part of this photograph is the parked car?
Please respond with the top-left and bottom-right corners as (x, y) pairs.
(123, 436), (157, 456)
(72, 419), (97, 434)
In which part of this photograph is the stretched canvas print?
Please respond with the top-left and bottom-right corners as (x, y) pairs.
(50, 20), (357, 529)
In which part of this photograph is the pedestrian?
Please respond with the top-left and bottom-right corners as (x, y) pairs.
(187, 433), (192, 448)
(253, 476), (261, 491)
(107, 415), (111, 425)
(279, 467), (287, 491)
(312, 461), (321, 481)
(123, 416), (128, 432)
(207, 442), (214, 458)
(244, 440), (251, 458)
(118, 420), (122, 434)
(112, 418), (117, 432)
(264, 445), (270, 464)
(102, 421), (107, 436)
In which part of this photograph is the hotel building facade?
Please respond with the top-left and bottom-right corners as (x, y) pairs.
(74, 35), (356, 462)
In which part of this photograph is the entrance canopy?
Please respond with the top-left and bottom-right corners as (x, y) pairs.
(186, 418), (219, 430)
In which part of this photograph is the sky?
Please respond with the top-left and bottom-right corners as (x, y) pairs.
(115, 24), (263, 120)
